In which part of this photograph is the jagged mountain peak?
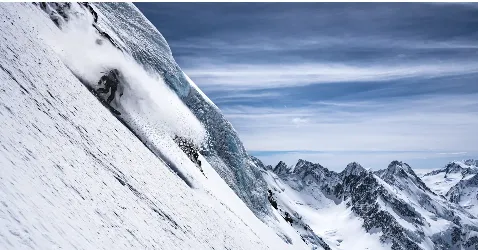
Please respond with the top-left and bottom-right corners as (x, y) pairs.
(292, 159), (339, 185)
(293, 159), (325, 173)
(296, 158), (313, 166)
(341, 162), (366, 177)
(377, 160), (433, 194)
(273, 161), (290, 175)
(258, 154), (478, 250)
(445, 162), (465, 174)
(423, 162), (462, 178)
(386, 160), (414, 175)
(464, 159), (478, 167)
(425, 160), (478, 178)
(272, 159), (330, 177)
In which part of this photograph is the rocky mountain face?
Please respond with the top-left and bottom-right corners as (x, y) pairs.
(424, 161), (478, 181)
(448, 174), (478, 202)
(447, 173), (478, 215)
(420, 160), (478, 216)
(260, 159), (478, 250)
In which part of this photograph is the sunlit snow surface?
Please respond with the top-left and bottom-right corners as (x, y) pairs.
(419, 162), (477, 197)
(0, 3), (308, 250)
(421, 170), (471, 196)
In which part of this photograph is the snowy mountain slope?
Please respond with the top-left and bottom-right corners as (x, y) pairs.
(420, 160), (478, 215)
(91, 2), (273, 220)
(258, 158), (478, 250)
(374, 161), (478, 249)
(0, 3), (310, 250)
(448, 174), (478, 215)
(421, 161), (478, 196)
(262, 163), (383, 250)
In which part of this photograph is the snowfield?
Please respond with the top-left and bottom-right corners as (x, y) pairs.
(0, 3), (308, 250)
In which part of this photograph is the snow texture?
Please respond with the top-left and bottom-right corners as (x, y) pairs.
(0, 3), (308, 250)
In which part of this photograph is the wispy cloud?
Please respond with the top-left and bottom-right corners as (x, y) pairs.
(172, 36), (478, 53)
(183, 61), (478, 91)
(223, 95), (478, 156)
(436, 152), (468, 155)
(211, 91), (283, 104)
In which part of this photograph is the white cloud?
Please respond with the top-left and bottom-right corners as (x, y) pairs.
(291, 117), (309, 126)
(184, 61), (478, 90)
(221, 95), (478, 168)
(211, 91), (282, 104)
(172, 35), (478, 53)
(436, 152), (468, 155)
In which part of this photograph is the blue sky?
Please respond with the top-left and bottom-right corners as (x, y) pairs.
(135, 3), (478, 171)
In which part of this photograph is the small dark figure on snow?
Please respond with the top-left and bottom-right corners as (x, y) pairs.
(97, 69), (121, 104)
(174, 135), (202, 169)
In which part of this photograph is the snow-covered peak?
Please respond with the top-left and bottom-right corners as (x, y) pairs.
(257, 154), (478, 250)
(386, 160), (414, 175)
(293, 159), (323, 173)
(273, 161), (290, 176)
(445, 162), (465, 174)
(464, 159), (478, 167)
(421, 160), (478, 196)
(295, 158), (313, 170)
(425, 161), (477, 178)
(376, 160), (433, 194)
(341, 162), (366, 177)
(291, 159), (339, 187)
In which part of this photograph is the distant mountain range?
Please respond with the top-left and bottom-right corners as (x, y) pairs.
(256, 157), (478, 249)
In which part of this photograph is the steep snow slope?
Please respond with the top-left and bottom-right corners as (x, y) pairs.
(0, 3), (308, 250)
(93, 2), (273, 219)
